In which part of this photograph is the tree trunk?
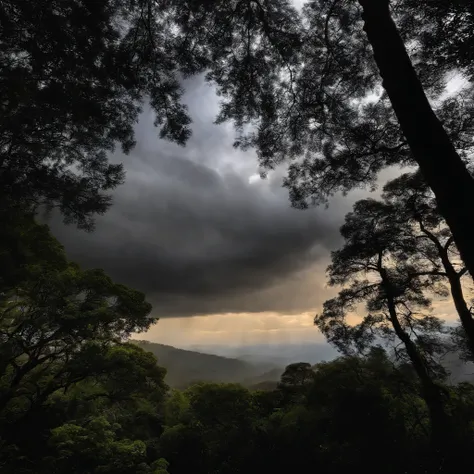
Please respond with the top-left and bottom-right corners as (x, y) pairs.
(380, 268), (449, 461)
(446, 268), (474, 357)
(418, 223), (474, 358)
(359, 0), (474, 280)
(386, 298), (449, 462)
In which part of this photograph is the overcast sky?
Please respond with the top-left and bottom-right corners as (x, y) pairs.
(49, 75), (382, 349)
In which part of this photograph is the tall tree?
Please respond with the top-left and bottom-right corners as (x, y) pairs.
(357, 0), (474, 280)
(383, 172), (474, 358)
(314, 198), (451, 456)
(0, 261), (155, 416)
(0, 213), (167, 472)
(0, 212), (156, 418)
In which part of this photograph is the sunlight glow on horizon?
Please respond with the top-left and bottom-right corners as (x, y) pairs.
(133, 311), (326, 348)
(132, 297), (464, 350)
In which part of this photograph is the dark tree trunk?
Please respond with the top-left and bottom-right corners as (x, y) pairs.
(379, 268), (449, 462)
(446, 269), (474, 356)
(386, 298), (447, 447)
(418, 223), (474, 357)
(359, 0), (474, 280)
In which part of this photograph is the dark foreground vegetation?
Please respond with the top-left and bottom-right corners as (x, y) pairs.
(2, 0), (474, 472)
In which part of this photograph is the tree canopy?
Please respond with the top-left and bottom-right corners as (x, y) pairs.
(0, 209), (164, 473)
(3, 0), (473, 244)
(1, 0), (193, 229)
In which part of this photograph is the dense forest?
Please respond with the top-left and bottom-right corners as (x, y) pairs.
(2, 0), (474, 472)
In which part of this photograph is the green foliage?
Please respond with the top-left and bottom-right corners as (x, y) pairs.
(151, 458), (171, 474)
(164, 389), (190, 426)
(0, 211), (166, 473)
(277, 362), (315, 404)
(49, 417), (149, 474)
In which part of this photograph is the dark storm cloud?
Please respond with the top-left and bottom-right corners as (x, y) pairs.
(49, 77), (346, 317)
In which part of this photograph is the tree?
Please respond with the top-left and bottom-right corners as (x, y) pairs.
(307, 350), (422, 473)
(0, 215), (171, 473)
(0, 260), (154, 415)
(383, 171), (474, 358)
(160, 0), (474, 279)
(150, 458), (171, 474)
(186, 382), (255, 423)
(163, 389), (190, 427)
(277, 362), (315, 404)
(0, 340), (169, 473)
(48, 417), (149, 474)
(314, 198), (451, 457)
(0, 0), (193, 230)
(356, 0), (474, 279)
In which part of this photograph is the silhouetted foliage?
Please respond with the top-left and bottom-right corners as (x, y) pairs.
(398, 0), (474, 78)
(3, 0), (474, 278)
(0, 0), (193, 230)
(314, 196), (456, 459)
(383, 172), (474, 359)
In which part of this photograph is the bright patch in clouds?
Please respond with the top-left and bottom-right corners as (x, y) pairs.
(137, 311), (326, 347)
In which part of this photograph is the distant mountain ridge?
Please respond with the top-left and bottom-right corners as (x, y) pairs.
(134, 340), (474, 389)
(133, 340), (281, 389)
(187, 342), (339, 367)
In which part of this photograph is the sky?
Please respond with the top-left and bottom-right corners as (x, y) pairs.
(48, 74), (458, 351)
(48, 75), (366, 349)
(44, 0), (469, 356)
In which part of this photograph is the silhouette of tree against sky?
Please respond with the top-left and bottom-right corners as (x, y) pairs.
(3, 0), (474, 258)
(383, 172), (474, 360)
(0, 0), (193, 230)
(162, 0), (474, 279)
(356, 0), (474, 281)
(133, 0), (474, 281)
(314, 198), (452, 457)
(398, 0), (474, 78)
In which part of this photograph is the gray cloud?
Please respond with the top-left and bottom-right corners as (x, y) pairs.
(49, 77), (348, 317)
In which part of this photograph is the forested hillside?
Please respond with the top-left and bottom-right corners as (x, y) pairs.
(2, 0), (474, 473)
(132, 341), (273, 388)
